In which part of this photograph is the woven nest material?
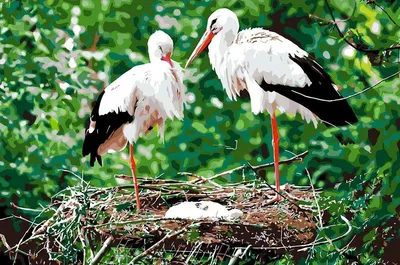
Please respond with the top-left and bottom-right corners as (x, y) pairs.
(24, 175), (320, 264)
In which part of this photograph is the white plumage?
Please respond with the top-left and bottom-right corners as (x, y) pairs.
(84, 30), (187, 163)
(98, 60), (186, 147)
(185, 8), (358, 204)
(83, 30), (187, 210)
(165, 201), (243, 220)
(205, 12), (318, 126)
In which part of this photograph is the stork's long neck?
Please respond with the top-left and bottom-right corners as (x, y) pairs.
(208, 31), (236, 77)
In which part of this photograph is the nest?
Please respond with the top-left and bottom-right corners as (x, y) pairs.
(5, 152), (353, 264)
(21, 176), (321, 264)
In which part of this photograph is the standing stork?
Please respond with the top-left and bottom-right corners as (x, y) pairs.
(83, 30), (187, 210)
(185, 8), (357, 203)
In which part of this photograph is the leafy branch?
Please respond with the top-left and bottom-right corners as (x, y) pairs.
(324, 0), (400, 54)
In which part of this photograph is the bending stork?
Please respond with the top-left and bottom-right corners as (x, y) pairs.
(83, 30), (187, 210)
(186, 8), (357, 203)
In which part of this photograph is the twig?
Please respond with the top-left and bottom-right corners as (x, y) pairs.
(84, 217), (185, 229)
(8, 209), (45, 265)
(239, 245), (252, 259)
(89, 236), (113, 265)
(304, 167), (323, 229)
(209, 151), (308, 181)
(253, 151), (308, 170)
(0, 216), (13, 222)
(226, 215), (352, 251)
(139, 183), (207, 193)
(0, 215), (38, 226)
(129, 222), (199, 264)
(0, 234), (11, 252)
(309, 0), (356, 24)
(4, 234), (44, 254)
(297, 215), (352, 251)
(246, 161), (305, 211)
(228, 248), (242, 265)
(182, 173), (224, 188)
(10, 203), (43, 213)
(375, 3), (399, 28)
(0, 234), (29, 257)
(292, 70), (400, 102)
(324, 0), (400, 53)
(185, 242), (203, 264)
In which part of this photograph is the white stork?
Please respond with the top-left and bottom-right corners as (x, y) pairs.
(83, 30), (187, 210)
(186, 8), (357, 203)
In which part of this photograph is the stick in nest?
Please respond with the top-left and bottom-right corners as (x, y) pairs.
(129, 222), (201, 264)
(89, 236), (113, 265)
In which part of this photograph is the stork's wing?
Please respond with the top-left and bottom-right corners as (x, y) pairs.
(232, 28), (311, 88)
(233, 28), (357, 126)
(82, 62), (185, 166)
(97, 65), (149, 116)
(82, 91), (135, 166)
(82, 65), (149, 167)
(261, 54), (358, 126)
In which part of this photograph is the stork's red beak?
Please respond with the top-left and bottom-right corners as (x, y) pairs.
(162, 53), (173, 67)
(185, 30), (215, 68)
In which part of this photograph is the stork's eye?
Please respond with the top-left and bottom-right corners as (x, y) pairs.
(159, 46), (163, 53)
(210, 18), (217, 29)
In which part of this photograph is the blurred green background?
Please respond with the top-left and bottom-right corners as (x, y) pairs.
(0, 0), (399, 264)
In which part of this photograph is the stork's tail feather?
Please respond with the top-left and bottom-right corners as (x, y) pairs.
(89, 151), (102, 167)
(83, 130), (103, 167)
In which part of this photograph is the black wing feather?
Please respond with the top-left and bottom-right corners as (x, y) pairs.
(260, 54), (358, 127)
(82, 92), (134, 167)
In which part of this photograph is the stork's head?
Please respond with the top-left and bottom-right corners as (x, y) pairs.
(185, 8), (239, 68)
(148, 30), (174, 67)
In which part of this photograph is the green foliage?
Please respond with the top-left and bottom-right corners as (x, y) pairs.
(0, 0), (399, 264)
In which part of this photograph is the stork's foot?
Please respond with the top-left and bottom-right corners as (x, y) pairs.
(270, 183), (291, 192)
(263, 184), (291, 205)
(264, 194), (282, 206)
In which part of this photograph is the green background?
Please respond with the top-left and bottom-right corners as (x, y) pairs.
(0, 0), (399, 264)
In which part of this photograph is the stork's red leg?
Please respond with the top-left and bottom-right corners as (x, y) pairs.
(129, 144), (141, 210)
(270, 112), (281, 201)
